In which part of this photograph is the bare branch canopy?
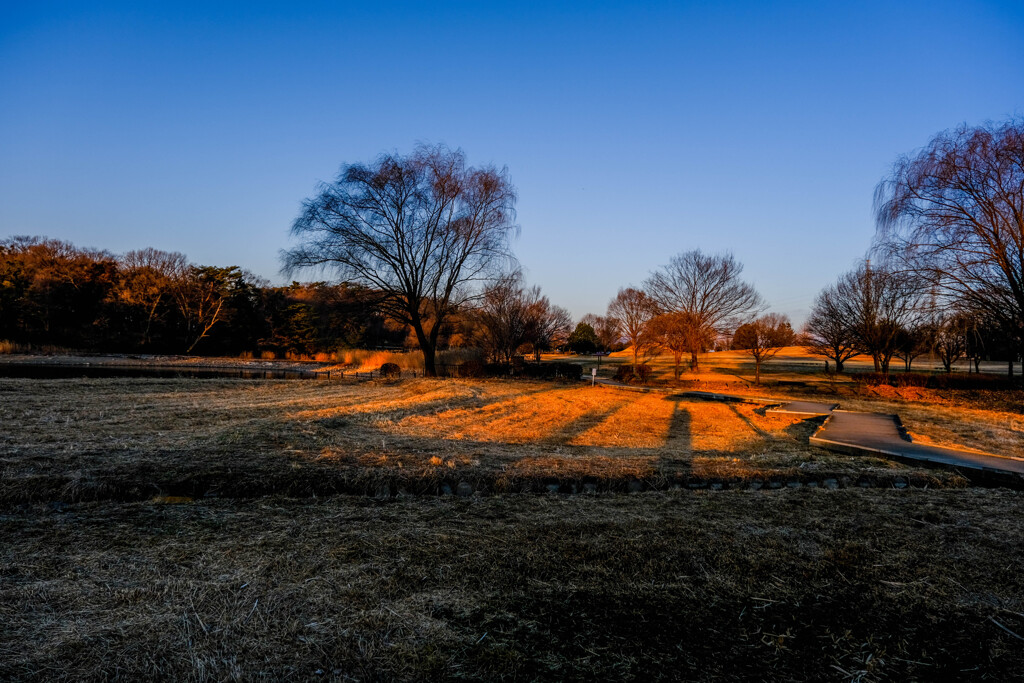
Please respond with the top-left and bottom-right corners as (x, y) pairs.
(282, 145), (518, 376)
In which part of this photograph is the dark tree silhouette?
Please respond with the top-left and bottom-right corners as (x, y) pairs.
(831, 263), (922, 375)
(803, 285), (860, 373)
(875, 119), (1024, 376)
(283, 145), (517, 376)
(567, 322), (599, 355)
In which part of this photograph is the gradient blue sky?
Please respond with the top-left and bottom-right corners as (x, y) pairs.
(2, 1), (1023, 323)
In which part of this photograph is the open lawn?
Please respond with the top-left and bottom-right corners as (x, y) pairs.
(0, 375), (997, 504)
(3, 368), (1024, 680)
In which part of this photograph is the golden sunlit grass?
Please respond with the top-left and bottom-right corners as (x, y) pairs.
(4, 370), (1024, 679)
(1, 374), (998, 508)
(580, 344), (1018, 389)
(569, 393), (677, 447)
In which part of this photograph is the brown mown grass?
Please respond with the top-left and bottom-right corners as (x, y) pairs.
(0, 377), (977, 506)
(4, 374), (1024, 679)
(2, 490), (1024, 680)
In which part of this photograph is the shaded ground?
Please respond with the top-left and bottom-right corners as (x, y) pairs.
(2, 490), (1023, 681)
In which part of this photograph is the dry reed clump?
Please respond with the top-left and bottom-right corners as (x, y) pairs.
(2, 490), (1024, 680)
(0, 340), (23, 354)
(336, 349), (424, 372)
(0, 341), (68, 355)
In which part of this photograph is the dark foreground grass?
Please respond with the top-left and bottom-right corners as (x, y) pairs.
(3, 489), (1024, 681)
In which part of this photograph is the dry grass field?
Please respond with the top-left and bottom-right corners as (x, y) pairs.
(3, 360), (1024, 680)
(0, 375), (991, 505)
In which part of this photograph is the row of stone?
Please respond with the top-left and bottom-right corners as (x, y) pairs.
(424, 474), (923, 498)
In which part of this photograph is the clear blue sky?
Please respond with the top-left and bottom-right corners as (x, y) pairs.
(2, 1), (1022, 324)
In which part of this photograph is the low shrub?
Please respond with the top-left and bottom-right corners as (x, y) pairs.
(854, 371), (1012, 390)
(613, 364), (652, 384)
(379, 362), (401, 378)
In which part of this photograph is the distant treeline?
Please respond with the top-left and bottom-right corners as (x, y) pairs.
(0, 237), (411, 356)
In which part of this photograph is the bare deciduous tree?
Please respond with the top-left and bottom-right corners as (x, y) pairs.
(832, 262), (922, 375)
(648, 311), (710, 380)
(118, 248), (187, 346)
(472, 273), (572, 364)
(645, 250), (762, 370)
(526, 295), (572, 361)
(607, 287), (656, 369)
(875, 118), (1024, 376)
(732, 313), (795, 384)
(172, 265), (238, 353)
(803, 285), (860, 373)
(580, 313), (620, 352)
(893, 318), (934, 372)
(934, 311), (972, 373)
(283, 145), (517, 376)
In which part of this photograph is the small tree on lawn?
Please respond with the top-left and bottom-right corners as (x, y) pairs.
(648, 311), (709, 380)
(607, 286), (656, 372)
(732, 313), (795, 385)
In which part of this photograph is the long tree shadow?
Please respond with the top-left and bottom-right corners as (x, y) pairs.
(726, 403), (768, 439)
(643, 395), (692, 473)
(665, 396), (693, 451)
(309, 382), (562, 428)
(545, 402), (632, 446)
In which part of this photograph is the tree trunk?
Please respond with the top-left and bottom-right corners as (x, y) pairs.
(836, 358), (844, 373)
(690, 351), (699, 371)
(755, 359), (761, 385)
(410, 314), (438, 377)
(422, 344), (437, 377)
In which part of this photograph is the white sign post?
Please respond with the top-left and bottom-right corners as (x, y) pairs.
(591, 367), (597, 386)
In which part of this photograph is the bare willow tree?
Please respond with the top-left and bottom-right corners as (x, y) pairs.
(732, 313), (795, 384)
(804, 285), (859, 373)
(283, 146), (517, 376)
(607, 287), (656, 369)
(875, 118), (1024, 376)
(644, 250), (762, 370)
